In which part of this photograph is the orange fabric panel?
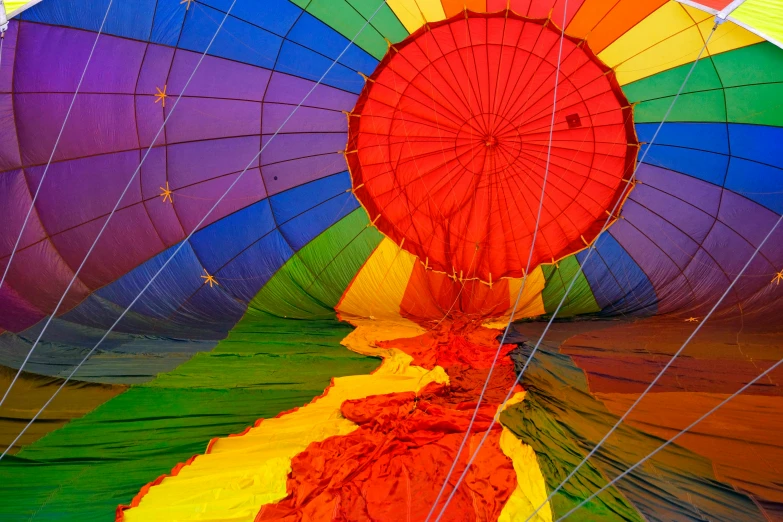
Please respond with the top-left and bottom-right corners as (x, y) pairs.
(441, 0), (488, 16)
(584, 0), (668, 53)
(598, 392), (783, 504)
(399, 263), (512, 321)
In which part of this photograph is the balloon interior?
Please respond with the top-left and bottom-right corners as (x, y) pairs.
(0, 0), (782, 521)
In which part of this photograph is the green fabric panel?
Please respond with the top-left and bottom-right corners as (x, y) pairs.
(711, 42), (783, 87)
(541, 256), (601, 317)
(501, 340), (766, 521)
(726, 83), (783, 127)
(0, 318), (380, 521)
(632, 89), (727, 124)
(289, 0), (409, 60)
(621, 60), (722, 104)
(622, 43), (783, 125)
(248, 208), (383, 319)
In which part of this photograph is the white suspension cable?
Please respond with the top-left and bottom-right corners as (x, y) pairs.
(0, 0), (389, 462)
(556, 218), (783, 520)
(428, 1), (570, 519)
(0, 0), (115, 409)
(0, 0), (237, 410)
(430, 17), (722, 522)
(520, 21), (725, 522)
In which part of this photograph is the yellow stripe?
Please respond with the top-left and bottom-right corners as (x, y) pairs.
(599, 1), (762, 85)
(337, 237), (417, 323)
(483, 267), (547, 329)
(124, 321), (448, 522)
(388, 0), (448, 33)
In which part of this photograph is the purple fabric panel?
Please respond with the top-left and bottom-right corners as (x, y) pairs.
(264, 71), (357, 111)
(135, 94), (166, 148)
(0, 169), (47, 255)
(172, 169), (266, 232)
(679, 245), (733, 311)
(0, 21), (16, 93)
(636, 163), (721, 216)
(162, 97), (261, 144)
(629, 184), (716, 244)
(167, 51), (271, 101)
(134, 45), (173, 148)
(261, 153), (347, 196)
(25, 151), (144, 235)
(608, 220), (693, 314)
(0, 23), (20, 172)
(167, 136), (260, 188)
(0, 281), (45, 332)
(0, 94), (22, 171)
(701, 220), (775, 302)
(2, 240), (89, 314)
(261, 104), (347, 134)
(260, 132), (344, 165)
(14, 94), (139, 165)
(136, 45), (175, 95)
(49, 205), (165, 289)
(616, 199), (699, 270)
(14, 24), (145, 94)
(719, 190), (783, 262)
(140, 147), (186, 246)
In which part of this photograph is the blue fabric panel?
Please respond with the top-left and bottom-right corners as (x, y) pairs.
(201, 0), (303, 36)
(276, 40), (365, 93)
(288, 13), (379, 76)
(22, 0), (157, 41)
(95, 243), (204, 320)
(279, 192), (360, 251)
(178, 4), (282, 69)
(725, 157), (783, 214)
(577, 233), (658, 316)
(166, 281), (247, 328)
(270, 171), (352, 223)
(729, 123), (783, 169)
(217, 230), (295, 302)
(150, 0), (187, 46)
(638, 143), (729, 186)
(635, 123), (729, 154)
(189, 200), (276, 273)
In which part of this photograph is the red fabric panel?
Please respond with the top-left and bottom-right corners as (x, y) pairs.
(257, 321), (522, 522)
(347, 12), (635, 282)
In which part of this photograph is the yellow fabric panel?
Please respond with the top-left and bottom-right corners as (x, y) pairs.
(498, 392), (554, 522)
(124, 324), (447, 522)
(337, 238), (416, 322)
(699, 15), (763, 55)
(483, 266), (546, 329)
(599, 1), (761, 85)
(4, 1), (29, 16)
(388, 0), (448, 33)
(732, 0), (783, 46)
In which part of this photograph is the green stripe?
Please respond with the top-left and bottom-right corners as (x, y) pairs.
(622, 42), (783, 126)
(290, 0), (409, 60)
(541, 256), (601, 317)
(0, 317), (379, 521)
(248, 208), (383, 319)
